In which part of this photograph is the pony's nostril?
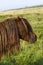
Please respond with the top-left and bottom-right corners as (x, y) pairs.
(29, 34), (37, 43)
(32, 36), (37, 43)
(32, 38), (35, 43)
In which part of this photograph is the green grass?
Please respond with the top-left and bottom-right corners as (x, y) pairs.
(0, 13), (43, 65)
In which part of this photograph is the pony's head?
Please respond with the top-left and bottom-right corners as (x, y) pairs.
(15, 17), (37, 43)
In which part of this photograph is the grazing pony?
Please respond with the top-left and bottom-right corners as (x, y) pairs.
(0, 17), (37, 59)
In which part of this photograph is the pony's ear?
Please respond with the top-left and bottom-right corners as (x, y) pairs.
(18, 16), (23, 19)
(18, 16), (20, 19)
(14, 16), (20, 21)
(17, 16), (21, 21)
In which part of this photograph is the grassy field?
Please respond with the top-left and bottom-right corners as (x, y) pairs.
(0, 6), (43, 16)
(0, 6), (43, 65)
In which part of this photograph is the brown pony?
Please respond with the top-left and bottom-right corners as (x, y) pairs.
(0, 17), (37, 59)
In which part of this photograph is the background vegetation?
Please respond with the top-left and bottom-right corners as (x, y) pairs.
(0, 6), (43, 65)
